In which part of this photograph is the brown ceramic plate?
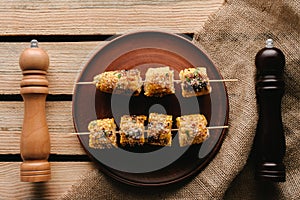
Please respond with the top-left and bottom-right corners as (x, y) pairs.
(72, 31), (228, 187)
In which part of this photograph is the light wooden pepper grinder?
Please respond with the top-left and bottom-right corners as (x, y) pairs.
(19, 39), (51, 182)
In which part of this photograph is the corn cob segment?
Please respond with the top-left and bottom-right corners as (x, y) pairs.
(144, 67), (175, 97)
(176, 114), (209, 147)
(93, 69), (143, 96)
(179, 67), (212, 97)
(88, 118), (117, 149)
(146, 113), (173, 146)
(119, 115), (147, 146)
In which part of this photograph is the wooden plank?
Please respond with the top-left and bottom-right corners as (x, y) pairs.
(0, 162), (95, 200)
(0, 101), (86, 155)
(0, 0), (224, 35)
(0, 42), (103, 95)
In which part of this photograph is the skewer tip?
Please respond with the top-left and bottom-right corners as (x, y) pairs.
(76, 81), (94, 85)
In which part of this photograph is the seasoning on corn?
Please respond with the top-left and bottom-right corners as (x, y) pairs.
(176, 114), (209, 147)
(119, 115), (147, 146)
(179, 67), (212, 97)
(146, 113), (173, 146)
(88, 118), (117, 149)
(144, 67), (175, 97)
(93, 69), (143, 96)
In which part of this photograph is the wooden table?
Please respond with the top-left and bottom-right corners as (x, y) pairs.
(0, 0), (224, 199)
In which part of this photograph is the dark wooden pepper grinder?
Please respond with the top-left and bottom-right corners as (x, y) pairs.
(19, 40), (51, 182)
(254, 39), (286, 182)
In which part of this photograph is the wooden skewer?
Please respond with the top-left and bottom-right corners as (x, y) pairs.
(69, 125), (229, 135)
(76, 81), (95, 85)
(76, 79), (238, 85)
(207, 125), (229, 129)
(207, 79), (238, 82)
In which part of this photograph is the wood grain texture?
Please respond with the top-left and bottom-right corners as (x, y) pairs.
(0, 42), (104, 95)
(0, 0), (225, 196)
(0, 162), (95, 200)
(0, 0), (224, 35)
(0, 101), (85, 155)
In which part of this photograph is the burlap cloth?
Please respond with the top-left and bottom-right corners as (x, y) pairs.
(62, 0), (299, 199)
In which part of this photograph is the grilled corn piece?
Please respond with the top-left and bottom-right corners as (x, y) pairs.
(88, 118), (117, 149)
(176, 114), (209, 147)
(147, 113), (173, 146)
(119, 115), (147, 146)
(179, 67), (211, 97)
(144, 67), (175, 97)
(93, 69), (143, 96)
